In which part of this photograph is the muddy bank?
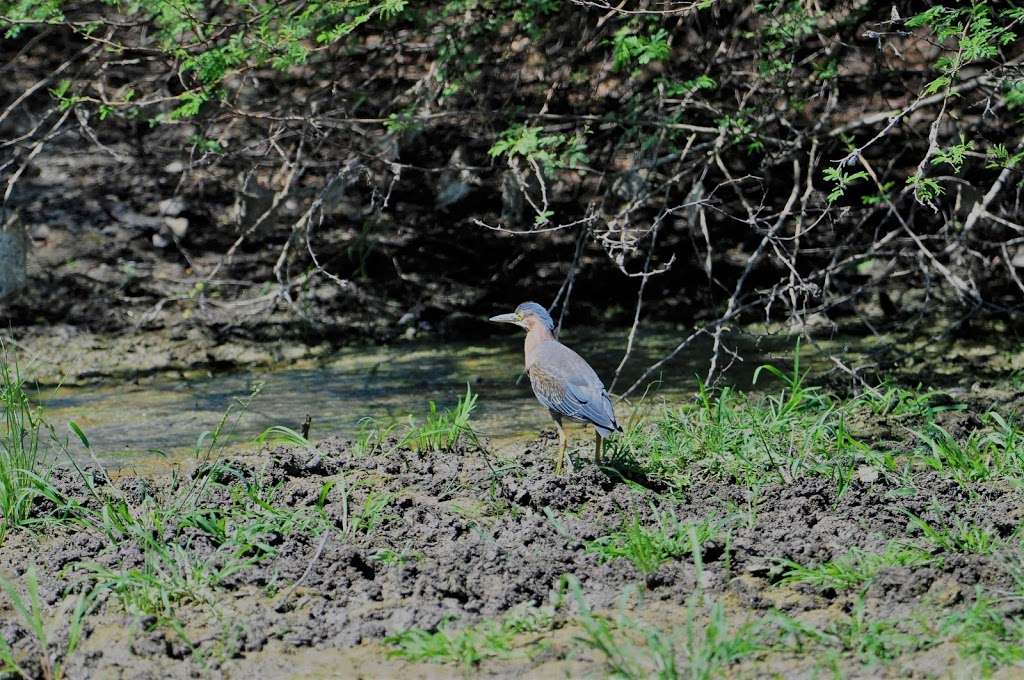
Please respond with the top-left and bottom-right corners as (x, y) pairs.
(6, 325), (338, 387)
(1, 431), (1021, 678)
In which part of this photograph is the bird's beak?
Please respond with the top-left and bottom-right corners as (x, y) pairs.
(489, 312), (520, 325)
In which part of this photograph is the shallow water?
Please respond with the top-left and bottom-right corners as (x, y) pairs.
(38, 328), (798, 467)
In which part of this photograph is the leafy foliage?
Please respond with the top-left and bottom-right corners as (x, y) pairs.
(3, 0), (1023, 331)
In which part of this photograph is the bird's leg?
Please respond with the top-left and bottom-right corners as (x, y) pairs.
(594, 431), (603, 465)
(554, 419), (568, 475)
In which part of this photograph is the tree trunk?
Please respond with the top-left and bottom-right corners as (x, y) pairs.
(0, 210), (26, 300)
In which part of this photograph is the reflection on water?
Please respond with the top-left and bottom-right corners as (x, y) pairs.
(39, 329), (793, 467)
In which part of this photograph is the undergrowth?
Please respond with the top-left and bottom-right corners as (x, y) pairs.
(611, 349), (1024, 495)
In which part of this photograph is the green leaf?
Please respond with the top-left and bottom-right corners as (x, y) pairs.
(68, 421), (90, 449)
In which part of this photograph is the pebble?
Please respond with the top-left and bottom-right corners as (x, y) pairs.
(164, 216), (189, 238)
(30, 224), (50, 242)
(157, 197), (187, 216)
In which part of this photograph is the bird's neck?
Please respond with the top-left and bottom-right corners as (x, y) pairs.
(524, 325), (554, 370)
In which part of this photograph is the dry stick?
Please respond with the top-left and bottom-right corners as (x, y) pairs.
(207, 140), (307, 283)
(907, 38), (966, 212)
(74, 107), (129, 163)
(303, 162), (370, 291)
(0, 42), (98, 128)
(841, 24), (1024, 173)
(570, 0), (705, 15)
(597, 119), (685, 372)
(609, 225), (659, 393)
(473, 213), (596, 236)
(551, 225), (589, 338)
(524, 156), (550, 221)
(857, 156), (977, 302)
(696, 180), (712, 280)
(828, 71), (994, 142)
(2, 108), (72, 205)
(978, 210), (1024, 233)
(306, 211), (352, 292)
(706, 158), (802, 382)
(828, 356), (884, 399)
(0, 26), (52, 78)
(619, 298), (767, 400)
(598, 133), (698, 268)
(308, 111), (721, 135)
(274, 166), (374, 316)
(277, 530), (332, 608)
(1001, 244), (1024, 296)
(787, 140), (818, 325)
(789, 242), (901, 322)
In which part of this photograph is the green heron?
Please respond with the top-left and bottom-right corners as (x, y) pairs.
(490, 302), (621, 474)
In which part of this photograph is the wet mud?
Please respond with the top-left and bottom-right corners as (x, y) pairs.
(1, 432), (1021, 678)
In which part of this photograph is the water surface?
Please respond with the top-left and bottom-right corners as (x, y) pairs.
(39, 328), (795, 467)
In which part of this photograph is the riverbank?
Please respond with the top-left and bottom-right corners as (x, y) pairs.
(2, 362), (1023, 678)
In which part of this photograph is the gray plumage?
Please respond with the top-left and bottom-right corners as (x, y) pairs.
(527, 340), (620, 437)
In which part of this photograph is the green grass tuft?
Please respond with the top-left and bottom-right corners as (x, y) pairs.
(905, 512), (1001, 555)
(385, 606), (554, 668)
(943, 594), (1024, 674)
(573, 585), (767, 679)
(587, 511), (722, 576)
(401, 383), (479, 453)
(0, 347), (66, 543)
(0, 567), (95, 680)
(776, 542), (937, 592)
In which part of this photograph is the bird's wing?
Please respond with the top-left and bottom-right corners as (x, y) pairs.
(529, 342), (619, 433)
(564, 381), (619, 433)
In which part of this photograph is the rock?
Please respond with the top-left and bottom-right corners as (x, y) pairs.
(152, 233), (170, 248)
(499, 168), (542, 225)
(29, 224), (51, 242)
(0, 211), (27, 299)
(163, 217), (188, 238)
(108, 200), (163, 229)
(856, 465), (879, 484)
(926, 576), (962, 606)
(436, 147), (481, 209)
(157, 197), (187, 217)
(163, 160), (186, 174)
(1011, 246), (1024, 269)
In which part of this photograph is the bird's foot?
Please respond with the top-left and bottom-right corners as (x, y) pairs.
(554, 449), (575, 475)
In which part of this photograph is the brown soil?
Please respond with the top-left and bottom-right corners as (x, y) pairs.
(1, 433), (1021, 678)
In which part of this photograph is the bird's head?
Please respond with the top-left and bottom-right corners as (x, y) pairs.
(489, 301), (555, 333)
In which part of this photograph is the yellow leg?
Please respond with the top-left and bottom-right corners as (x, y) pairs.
(595, 431), (603, 464)
(555, 421), (568, 475)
